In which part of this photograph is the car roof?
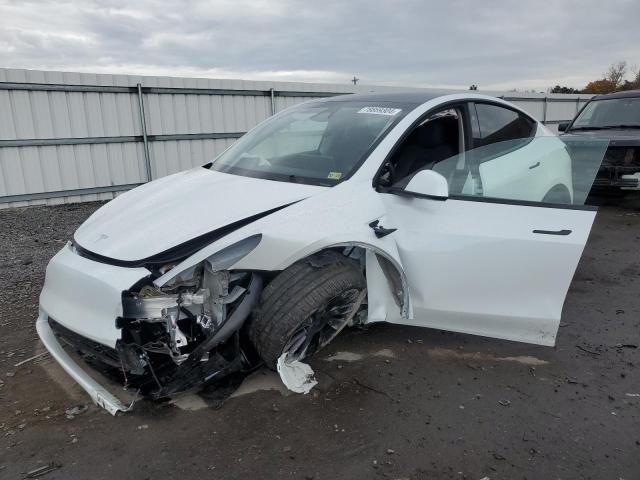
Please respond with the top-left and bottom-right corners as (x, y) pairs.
(319, 90), (452, 105)
(592, 89), (640, 100)
(309, 90), (538, 124)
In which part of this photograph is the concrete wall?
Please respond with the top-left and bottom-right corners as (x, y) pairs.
(0, 68), (594, 208)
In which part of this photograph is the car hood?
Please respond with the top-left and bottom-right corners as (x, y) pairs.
(74, 168), (327, 262)
(565, 129), (640, 147)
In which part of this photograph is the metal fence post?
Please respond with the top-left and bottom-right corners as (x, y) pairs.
(576, 98), (581, 114)
(270, 88), (276, 116)
(542, 97), (548, 123)
(136, 83), (152, 182)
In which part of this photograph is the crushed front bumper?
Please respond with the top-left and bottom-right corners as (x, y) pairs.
(37, 243), (150, 414)
(37, 243), (262, 412)
(39, 243), (150, 347)
(36, 311), (129, 415)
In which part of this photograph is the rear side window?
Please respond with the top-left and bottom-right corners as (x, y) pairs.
(474, 103), (535, 147)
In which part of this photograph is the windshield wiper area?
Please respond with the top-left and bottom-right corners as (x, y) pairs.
(570, 125), (640, 131)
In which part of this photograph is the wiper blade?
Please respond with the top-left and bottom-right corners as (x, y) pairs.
(570, 125), (640, 131)
(599, 125), (640, 129)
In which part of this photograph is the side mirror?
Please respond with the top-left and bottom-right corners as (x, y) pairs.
(557, 122), (569, 132)
(404, 170), (449, 200)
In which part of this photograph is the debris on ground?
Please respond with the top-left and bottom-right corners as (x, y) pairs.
(65, 405), (88, 419)
(498, 399), (511, 407)
(26, 462), (61, 478)
(14, 351), (49, 367)
(276, 353), (317, 394)
(576, 345), (601, 355)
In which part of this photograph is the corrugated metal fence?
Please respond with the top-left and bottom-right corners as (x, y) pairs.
(0, 68), (594, 208)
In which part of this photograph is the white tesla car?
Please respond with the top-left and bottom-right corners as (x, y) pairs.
(36, 92), (607, 413)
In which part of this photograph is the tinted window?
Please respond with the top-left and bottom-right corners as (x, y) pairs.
(474, 103), (535, 147)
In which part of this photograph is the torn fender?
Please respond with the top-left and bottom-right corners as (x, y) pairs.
(154, 181), (412, 324)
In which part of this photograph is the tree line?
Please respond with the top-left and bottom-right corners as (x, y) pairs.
(551, 61), (640, 94)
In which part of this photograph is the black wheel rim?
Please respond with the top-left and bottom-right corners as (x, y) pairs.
(283, 288), (361, 362)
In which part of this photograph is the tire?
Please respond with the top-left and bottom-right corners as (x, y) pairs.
(247, 251), (365, 369)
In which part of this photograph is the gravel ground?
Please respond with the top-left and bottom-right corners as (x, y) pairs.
(0, 196), (639, 479)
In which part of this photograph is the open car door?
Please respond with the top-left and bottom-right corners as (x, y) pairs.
(379, 136), (608, 346)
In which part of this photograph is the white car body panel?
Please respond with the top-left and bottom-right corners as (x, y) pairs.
(40, 244), (149, 347)
(74, 168), (325, 261)
(380, 196), (595, 345)
(153, 179), (412, 319)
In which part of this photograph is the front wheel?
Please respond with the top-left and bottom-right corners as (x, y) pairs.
(246, 252), (365, 369)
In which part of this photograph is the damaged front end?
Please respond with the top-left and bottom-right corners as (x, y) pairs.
(115, 236), (264, 399)
(37, 234), (267, 413)
(39, 228), (398, 413)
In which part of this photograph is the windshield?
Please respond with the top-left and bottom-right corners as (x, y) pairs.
(571, 97), (640, 130)
(209, 100), (412, 185)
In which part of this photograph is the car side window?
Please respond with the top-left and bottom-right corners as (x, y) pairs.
(379, 107), (464, 188)
(385, 103), (608, 208)
(474, 103), (535, 149)
(431, 134), (611, 206)
(431, 102), (545, 201)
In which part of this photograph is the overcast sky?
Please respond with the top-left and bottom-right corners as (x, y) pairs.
(1, 0), (639, 91)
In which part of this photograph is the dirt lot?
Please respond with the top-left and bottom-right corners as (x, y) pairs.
(0, 195), (639, 480)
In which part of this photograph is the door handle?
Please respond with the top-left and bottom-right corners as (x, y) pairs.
(532, 229), (572, 235)
(529, 161), (541, 169)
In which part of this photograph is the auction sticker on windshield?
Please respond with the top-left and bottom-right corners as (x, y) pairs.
(358, 106), (402, 116)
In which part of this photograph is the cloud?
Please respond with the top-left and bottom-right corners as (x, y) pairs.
(0, 0), (639, 90)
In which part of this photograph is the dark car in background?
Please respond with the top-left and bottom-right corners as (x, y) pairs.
(559, 90), (640, 192)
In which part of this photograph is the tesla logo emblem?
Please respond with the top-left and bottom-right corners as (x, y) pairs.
(95, 233), (109, 242)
